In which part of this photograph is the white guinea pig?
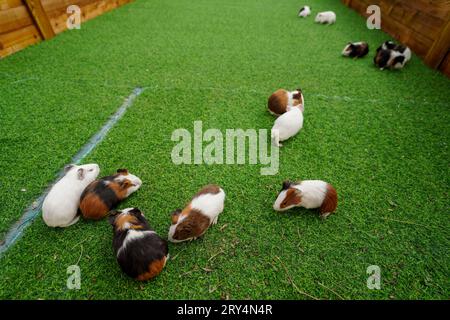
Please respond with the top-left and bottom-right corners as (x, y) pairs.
(42, 163), (100, 227)
(273, 180), (338, 218)
(271, 105), (304, 147)
(315, 11), (336, 24)
(298, 6), (311, 17)
(168, 185), (225, 243)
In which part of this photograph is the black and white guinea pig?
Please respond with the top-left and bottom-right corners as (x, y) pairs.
(79, 169), (142, 220)
(168, 184), (225, 243)
(342, 42), (369, 58)
(273, 180), (338, 218)
(109, 207), (168, 281)
(375, 41), (411, 70)
(268, 88), (304, 116)
(298, 6), (311, 17)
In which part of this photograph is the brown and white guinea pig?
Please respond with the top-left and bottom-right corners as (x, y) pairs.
(168, 184), (225, 243)
(79, 169), (142, 220)
(342, 42), (369, 58)
(109, 207), (168, 281)
(273, 180), (338, 218)
(268, 88), (304, 116)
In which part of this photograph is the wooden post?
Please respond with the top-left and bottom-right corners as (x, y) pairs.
(425, 20), (450, 69)
(24, 0), (55, 40)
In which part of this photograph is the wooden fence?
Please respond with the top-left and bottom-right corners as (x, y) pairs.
(342, 0), (450, 77)
(0, 0), (132, 58)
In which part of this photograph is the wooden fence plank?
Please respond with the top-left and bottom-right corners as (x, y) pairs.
(24, 0), (55, 39)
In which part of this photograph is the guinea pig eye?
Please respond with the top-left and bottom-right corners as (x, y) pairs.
(89, 169), (94, 172)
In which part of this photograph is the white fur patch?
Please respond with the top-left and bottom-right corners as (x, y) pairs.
(117, 230), (155, 257)
(190, 189), (225, 221)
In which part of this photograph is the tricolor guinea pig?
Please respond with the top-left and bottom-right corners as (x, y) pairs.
(315, 11), (336, 24)
(271, 104), (304, 147)
(79, 169), (142, 220)
(42, 163), (100, 227)
(268, 88), (304, 116)
(168, 184), (225, 243)
(109, 207), (168, 281)
(298, 6), (311, 17)
(273, 180), (338, 218)
(375, 41), (411, 70)
(342, 42), (369, 58)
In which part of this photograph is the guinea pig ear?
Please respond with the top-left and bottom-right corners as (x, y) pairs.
(282, 180), (292, 190)
(77, 168), (85, 180)
(119, 179), (132, 189)
(296, 88), (302, 94)
(64, 164), (75, 174)
(117, 168), (128, 175)
(170, 209), (182, 225)
(129, 207), (142, 216)
(108, 210), (119, 225)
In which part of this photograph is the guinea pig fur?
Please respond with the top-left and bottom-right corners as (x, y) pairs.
(376, 41), (411, 70)
(373, 48), (392, 70)
(271, 105), (304, 147)
(168, 184), (225, 243)
(80, 169), (142, 220)
(342, 42), (369, 58)
(42, 163), (100, 227)
(273, 180), (338, 218)
(109, 207), (168, 281)
(298, 6), (311, 17)
(268, 88), (304, 116)
(315, 11), (336, 24)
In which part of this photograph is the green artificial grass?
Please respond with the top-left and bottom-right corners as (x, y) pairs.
(0, 0), (449, 299)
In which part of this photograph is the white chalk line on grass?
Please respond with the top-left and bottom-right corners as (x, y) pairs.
(0, 87), (145, 257)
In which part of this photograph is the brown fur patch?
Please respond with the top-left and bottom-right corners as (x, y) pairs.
(268, 89), (288, 115)
(80, 193), (109, 220)
(320, 184), (338, 216)
(108, 179), (132, 199)
(194, 184), (221, 197)
(136, 256), (167, 281)
(280, 188), (301, 209)
(171, 211), (181, 225)
(292, 92), (303, 106)
(115, 214), (142, 231)
(172, 209), (211, 240)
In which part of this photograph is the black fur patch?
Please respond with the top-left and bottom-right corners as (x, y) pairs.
(282, 180), (293, 190)
(93, 180), (120, 210)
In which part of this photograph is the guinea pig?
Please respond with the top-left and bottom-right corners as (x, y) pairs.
(268, 88), (304, 116)
(375, 41), (411, 70)
(298, 6), (311, 17)
(271, 105), (304, 147)
(168, 184), (225, 243)
(315, 11), (336, 24)
(273, 180), (338, 218)
(79, 169), (142, 220)
(373, 48), (392, 70)
(342, 42), (369, 58)
(109, 207), (168, 281)
(42, 163), (100, 227)
(390, 45), (411, 69)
